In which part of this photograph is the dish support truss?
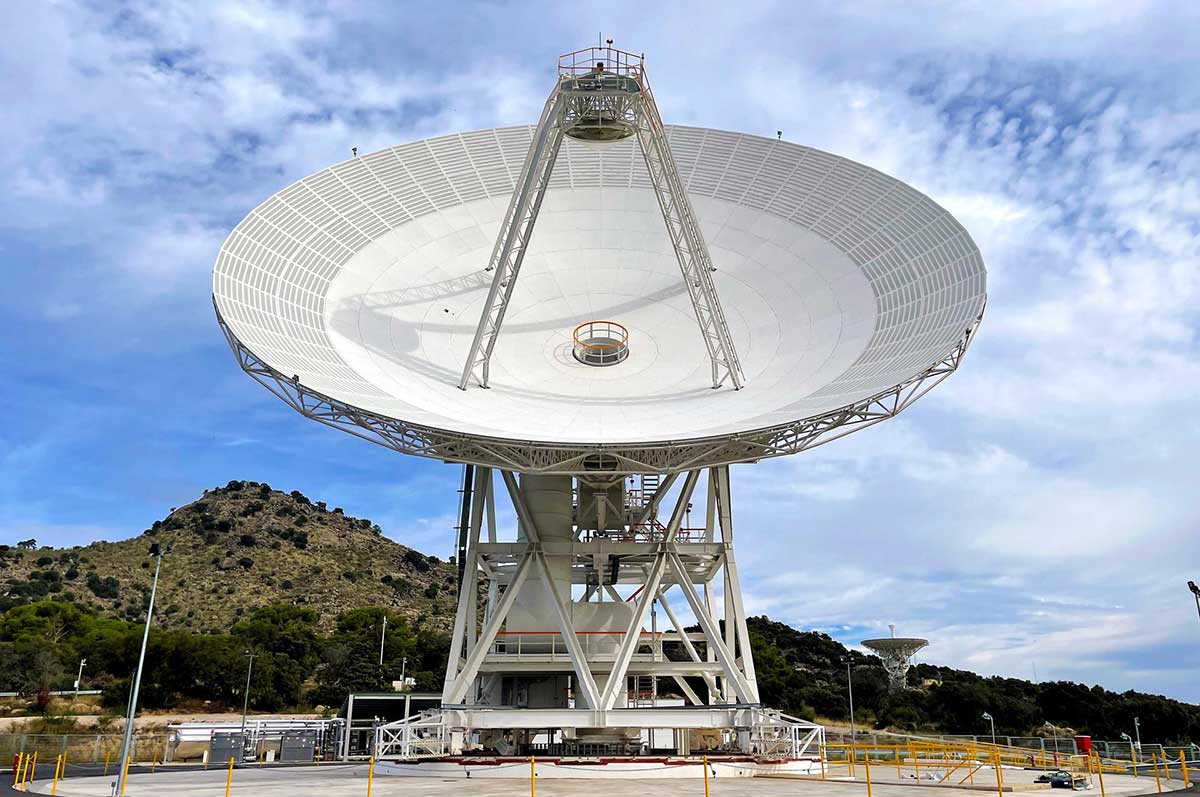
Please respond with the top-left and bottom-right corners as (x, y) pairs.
(458, 46), (744, 391)
(214, 302), (983, 477)
(863, 641), (928, 693)
(373, 463), (824, 759)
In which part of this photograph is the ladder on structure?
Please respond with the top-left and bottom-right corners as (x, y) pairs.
(639, 474), (662, 516)
(630, 674), (657, 708)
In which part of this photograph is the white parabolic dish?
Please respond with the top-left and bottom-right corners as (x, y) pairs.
(213, 125), (986, 471)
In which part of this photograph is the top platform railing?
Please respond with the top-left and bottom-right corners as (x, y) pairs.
(558, 46), (645, 80)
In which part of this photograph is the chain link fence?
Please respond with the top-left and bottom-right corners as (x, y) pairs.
(0, 733), (170, 768)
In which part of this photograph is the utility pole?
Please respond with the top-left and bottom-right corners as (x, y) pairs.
(240, 649), (256, 759)
(118, 543), (164, 795)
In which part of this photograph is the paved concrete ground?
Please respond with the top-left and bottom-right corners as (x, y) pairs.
(25, 763), (1182, 797)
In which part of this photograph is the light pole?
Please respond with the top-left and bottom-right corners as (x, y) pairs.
(1133, 717), (1142, 751)
(1121, 732), (1139, 772)
(846, 660), (856, 740)
(240, 649), (256, 760)
(1044, 721), (1058, 755)
(73, 657), (87, 701)
(118, 543), (164, 795)
(982, 712), (996, 745)
(400, 656), (408, 690)
(379, 615), (387, 667)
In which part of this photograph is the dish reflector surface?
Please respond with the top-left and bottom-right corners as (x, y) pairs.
(213, 125), (985, 447)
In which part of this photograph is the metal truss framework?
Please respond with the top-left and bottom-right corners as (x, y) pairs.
(439, 464), (760, 717)
(368, 461), (829, 761)
(458, 46), (744, 391)
(216, 302), (983, 477)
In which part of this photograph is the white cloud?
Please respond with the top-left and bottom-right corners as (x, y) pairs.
(2, 0), (1198, 701)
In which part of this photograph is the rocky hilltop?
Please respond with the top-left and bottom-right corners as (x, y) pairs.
(0, 481), (458, 633)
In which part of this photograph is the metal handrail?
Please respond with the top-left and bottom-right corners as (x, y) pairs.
(572, 320), (629, 366)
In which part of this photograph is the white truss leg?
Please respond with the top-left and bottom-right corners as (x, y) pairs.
(600, 470), (699, 709)
(444, 468), (487, 681)
(443, 550), (534, 704)
(722, 550), (759, 702)
(484, 471), (498, 621)
(534, 551), (602, 709)
(457, 90), (566, 389)
(656, 591), (719, 697)
(634, 90), (744, 389)
(667, 551), (756, 703)
(499, 470), (604, 709)
(712, 465), (758, 701)
(600, 554), (667, 709)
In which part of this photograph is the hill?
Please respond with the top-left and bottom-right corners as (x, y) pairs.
(746, 616), (1200, 744)
(1, 487), (1198, 743)
(0, 480), (458, 634)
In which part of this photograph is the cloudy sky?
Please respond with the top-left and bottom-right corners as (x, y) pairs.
(2, 2), (1198, 705)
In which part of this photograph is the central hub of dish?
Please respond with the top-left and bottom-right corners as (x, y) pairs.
(572, 320), (629, 367)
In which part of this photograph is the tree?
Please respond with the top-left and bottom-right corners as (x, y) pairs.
(232, 604), (321, 708)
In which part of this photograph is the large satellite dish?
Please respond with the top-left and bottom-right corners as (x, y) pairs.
(212, 45), (986, 776)
(214, 123), (984, 475)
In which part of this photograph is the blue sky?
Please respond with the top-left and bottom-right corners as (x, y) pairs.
(2, 2), (1199, 705)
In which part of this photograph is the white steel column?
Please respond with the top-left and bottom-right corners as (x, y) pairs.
(714, 465), (758, 701)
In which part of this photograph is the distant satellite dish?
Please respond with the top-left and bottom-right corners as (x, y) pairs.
(862, 625), (928, 692)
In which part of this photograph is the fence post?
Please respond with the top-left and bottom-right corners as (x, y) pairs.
(103, 751), (111, 776)
(819, 744), (826, 780)
(225, 757), (234, 797)
(864, 747), (873, 797)
(1094, 752), (1106, 797)
(992, 750), (1003, 797)
(51, 754), (61, 796)
(704, 754), (710, 796)
(1151, 752), (1162, 793)
(1181, 751), (1191, 787)
(530, 754), (536, 797)
(12, 753), (22, 787)
(120, 754), (131, 795)
(367, 756), (375, 797)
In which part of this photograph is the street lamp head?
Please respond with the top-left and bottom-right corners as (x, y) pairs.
(1189, 580), (1200, 597)
(1120, 733), (1131, 742)
(1043, 721), (1054, 728)
(148, 542), (161, 557)
(982, 712), (992, 721)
